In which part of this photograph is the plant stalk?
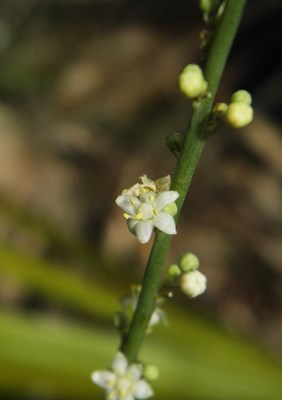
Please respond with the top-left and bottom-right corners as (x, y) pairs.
(121, 0), (247, 363)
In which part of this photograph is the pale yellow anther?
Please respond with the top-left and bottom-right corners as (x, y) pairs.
(136, 213), (143, 220)
(149, 194), (155, 202)
(130, 198), (135, 205)
(153, 208), (158, 215)
(123, 213), (130, 220)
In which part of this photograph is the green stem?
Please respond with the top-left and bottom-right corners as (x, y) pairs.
(121, 0), (247, 363)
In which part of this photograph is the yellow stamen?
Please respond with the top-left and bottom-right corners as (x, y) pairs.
(153, 208), (158, 215)
(136, 212), (143, 220)
(123, 213), (130, 219)
(149, 194), (155, 202)
(130, 198), (135, 205)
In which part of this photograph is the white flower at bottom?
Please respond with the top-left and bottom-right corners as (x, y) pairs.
(91, 352), (153, 400)
(116, 190), (179, 244)
(180, 270), (207, 298)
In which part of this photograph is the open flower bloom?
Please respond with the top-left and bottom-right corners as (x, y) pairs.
(91, 352), (153, 400)
(116, 190), (179, 244)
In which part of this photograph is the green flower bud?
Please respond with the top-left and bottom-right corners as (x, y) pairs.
(167, 263), (182, 278)
(166, 132), (184, 155)
(225, 102), (254, 128)
(231, 90), (252, 105)
(179, 64), (208, 99)
(112, 311), (127, 330)
(163, 202), (178, 217)
(179, 252), (199, 272)
(199, 0), (213, 13)
(143, 364), (159, 381)
(214, 102), (228, 115)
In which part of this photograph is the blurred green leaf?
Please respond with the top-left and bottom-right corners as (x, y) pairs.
(0, 245), (281, 399)
(0, 243), (117, 319)
(0, 308), (281, 400)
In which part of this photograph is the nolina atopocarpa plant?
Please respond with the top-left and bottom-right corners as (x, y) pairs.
(91, 1), (252, 398)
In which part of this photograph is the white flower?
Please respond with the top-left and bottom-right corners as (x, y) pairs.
(91, 352), (153, 400)
(121, 288), (166, 332)
(116, 190), (179, 244)
(180, 270), (207, 298)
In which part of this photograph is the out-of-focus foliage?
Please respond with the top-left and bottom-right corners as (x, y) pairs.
(0, 248), (282, 400)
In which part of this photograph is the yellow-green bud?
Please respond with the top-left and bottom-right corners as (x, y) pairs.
(199, 0), (213, 13)
(179, 252), (199, 272)
(179, 64), (208, 99)
(225, 102), (253, 128)
(231, 90), (252, 105)
(143, 364), (159, 381)
(214, 102), (228, 115)
(163, 202), (178, 217)
(167, 263), (182, 278)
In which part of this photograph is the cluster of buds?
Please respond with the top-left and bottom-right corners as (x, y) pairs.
(225, 90), (254, 128)
(168, 252), (207, 298)
(210, 90), (253, 130)
(116, 175), (179, 244)
(199, 0), (226, 23)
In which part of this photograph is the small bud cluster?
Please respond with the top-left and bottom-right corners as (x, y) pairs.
(199, 0), (225, 22)
(225, 90), (253, 128)
(210, 89), (253, 131)
(179, 64), (208, 99)
(168, 252), (207, 298)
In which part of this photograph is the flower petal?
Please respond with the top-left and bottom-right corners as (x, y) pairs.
(139, 203), (154, 220)
(153, 212), (176, 235)
(116, 195), (139, 215)
(127, 219), (138, 235)
(112, 352), (128, 375)
(91, 371), (116, 389)
(135, 221), (154, 244)
(155, 191), (179, 210)
(133, 380), (153, 398)
(121, 394), (134, 400)
(127, 364), (142, 381)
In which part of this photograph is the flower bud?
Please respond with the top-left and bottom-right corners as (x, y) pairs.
(167, 263), (182, 278)
(166, 132), (184, 155)
(180, 270), (207, 298)
(231, 90), (252, 105)
(225, 102), (253, 128)
(179, 64), (208, 99)
(179, 252), (199, 272)
(112, 311), (127, 330)
(143, 364), (159, 381)
(199, 0), (213, 14)
(214, 102), (228, 115)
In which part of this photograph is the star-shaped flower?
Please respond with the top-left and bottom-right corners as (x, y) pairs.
(116, 190), (179, 244)
(91, 352), (153, 400)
